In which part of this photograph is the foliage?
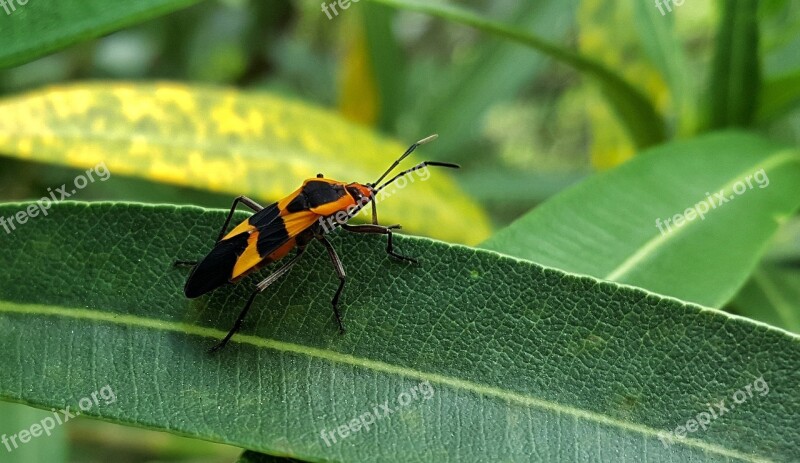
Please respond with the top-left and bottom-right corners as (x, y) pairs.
(0, 0), (799, 462)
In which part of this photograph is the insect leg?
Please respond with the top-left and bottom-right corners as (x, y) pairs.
(209, 247), (306, 353)
(216, 195), (265, 242)
(340, 223), (418, 264)
(174, 196), (264, 267)
(317, 236), (347, 334)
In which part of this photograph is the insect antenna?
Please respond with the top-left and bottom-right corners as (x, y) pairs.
(374, 161), (459, 196)
(370, 134), (439, 187)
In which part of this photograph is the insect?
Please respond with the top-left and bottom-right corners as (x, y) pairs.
(175, 134), (457, 353)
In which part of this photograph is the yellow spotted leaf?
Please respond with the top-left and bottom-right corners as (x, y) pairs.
(0, 82), (491, 244)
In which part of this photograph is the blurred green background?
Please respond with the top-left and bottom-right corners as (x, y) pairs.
(0, 0), (799, 461)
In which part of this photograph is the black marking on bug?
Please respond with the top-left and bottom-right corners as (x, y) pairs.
(184, 232), (250, 298)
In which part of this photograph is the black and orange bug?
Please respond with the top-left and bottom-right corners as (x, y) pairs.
(175, 134), (457, 352)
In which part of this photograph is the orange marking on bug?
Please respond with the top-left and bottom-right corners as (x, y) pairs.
(231, 231), (263, 279)
(264, 239), (296, 263)
(222, 218), (256, 241)
(282, 210), (320, 236)
(310, 194), (356, 216)
(351, 183), (373, 200)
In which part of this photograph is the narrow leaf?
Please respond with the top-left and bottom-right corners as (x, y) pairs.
(731, 218), (800, 333)
(631, 0), (696, 135)
(363, 0), (666, 149)
(361, 3), (405, 131)
(707, 0), (761, 129)
(757, 70), (800, 123)
(481, 131), (800, 308)
(732, 263), (800, 334)
(418, 0), (577, 158)
(0, 0), (201, 68)
(0, 202), (798, 461)
(0, 82), (491, 244)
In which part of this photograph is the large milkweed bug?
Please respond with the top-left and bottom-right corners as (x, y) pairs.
(175, 135), (457, 352)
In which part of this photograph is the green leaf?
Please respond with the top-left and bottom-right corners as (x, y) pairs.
(707, 0), (761, 129)
(417, 0), (577, 159)
(481, 131), (800, 308)
(732, 263), (800, 334)
(338, 17), (381, 126)
(576, 0), (671, 168)
(364, 0), (666, 149)
(631, 0), (696, 135)
(0, 201), (798, 461)
(0, 0), (201, 69)
(0, 81), (491, 245)
(731, 218), (800, 333)
(757, 70), (800, 123)
(360, 2), (405, 131)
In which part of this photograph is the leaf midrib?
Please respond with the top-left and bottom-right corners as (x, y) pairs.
(604, 150), (800, 283)
(0, 300), (766, 461)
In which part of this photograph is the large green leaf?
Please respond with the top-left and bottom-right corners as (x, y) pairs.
(364, 0), (666, 149)
(481, 132), (800, 308)
(0, 202), (798, 461)
(0, 0), (200, 69)
(0, 82), (491, 245)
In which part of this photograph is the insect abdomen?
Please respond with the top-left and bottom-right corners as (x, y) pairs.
(184, 232), (250, 298)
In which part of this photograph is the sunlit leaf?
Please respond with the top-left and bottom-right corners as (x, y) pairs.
(0, 82), (491, 244)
